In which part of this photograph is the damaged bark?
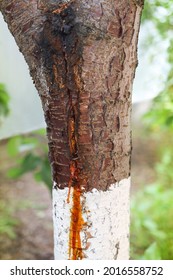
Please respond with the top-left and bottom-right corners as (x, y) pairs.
(0, 0), (143, 259)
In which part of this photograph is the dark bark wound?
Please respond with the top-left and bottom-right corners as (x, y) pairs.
(38, 5), (83, 188)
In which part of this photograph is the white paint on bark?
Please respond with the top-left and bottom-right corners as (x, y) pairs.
(53, 183), (72, 259)
(53, 177), (130, 260)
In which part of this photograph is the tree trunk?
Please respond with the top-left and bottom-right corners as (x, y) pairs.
(0, 0), (143, 260)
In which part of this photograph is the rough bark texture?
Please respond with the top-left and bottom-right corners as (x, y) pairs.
(0, 0), (143, 192)
(0, 0), (143, 260)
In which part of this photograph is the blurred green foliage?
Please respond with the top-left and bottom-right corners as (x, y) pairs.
(143, 0), (173, 130)
(142, 0), (173, 36)
(0, 83), (17, 240)
(131, 181), (173, 259)
(0, 83), (10, 121)
(0, 201), (18, 239)
(144, 39), (173, 130)
(7, 129), (52, 192)
(131, 0), (173, 259)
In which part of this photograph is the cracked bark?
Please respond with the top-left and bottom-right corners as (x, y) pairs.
(0, 0), (143, 259)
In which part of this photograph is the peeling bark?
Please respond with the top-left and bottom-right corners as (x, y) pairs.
(0, 0), (143, 259)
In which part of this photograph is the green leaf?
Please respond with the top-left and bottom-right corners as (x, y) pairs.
(7, 136), (40, 157)
(0, 83), (10, 117)
(20, 153), (42, 172)
(34, 128), (46, 136)
(165, 115), (173, 126)
(7, 137), (22, 157)
(7, 167), (23, 179)
(143, 242), (162, 260)
(7, 153), (42, 179)
(18, 137), (40, 152)
(0, 201), (18, 239)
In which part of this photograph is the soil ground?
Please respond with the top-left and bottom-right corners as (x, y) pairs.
(0, 121), (158, 260)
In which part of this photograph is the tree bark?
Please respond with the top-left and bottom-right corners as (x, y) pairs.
(0, 0), (143, 259)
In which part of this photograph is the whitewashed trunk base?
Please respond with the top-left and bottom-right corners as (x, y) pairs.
(53, 177), (130, 260)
